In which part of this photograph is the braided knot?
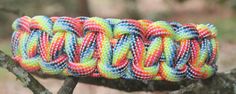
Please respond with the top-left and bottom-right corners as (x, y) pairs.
(12, 16), (41, 72)
(170, 22), (182, 31)
(147, 21), (187, 81)
(30, 16), (68, 75)
(84, 17), (112, 38)
(196, 24), (217, 39)
(12, 16), (31, 33)
(186, 24), (218, 79)
(53, 17), (83, 37)
(138, 20), (152, 31)
(11, 16), (218, 81)
(146, 21), (175, 40)
(114, 19), (144, 38)
(75, 16), (89, 25)
(31, 16), (53, 34)
(175, 24), (199, 41)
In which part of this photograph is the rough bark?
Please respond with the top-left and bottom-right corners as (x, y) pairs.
(0, 50), (235, 94)
(170, 69), (236, 94)
(0, 50), (52, 94)
(75, 70), (236, 94)
(58, 77), (79, 94)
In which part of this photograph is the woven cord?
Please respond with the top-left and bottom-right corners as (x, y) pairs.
(11, 16), (218, 81)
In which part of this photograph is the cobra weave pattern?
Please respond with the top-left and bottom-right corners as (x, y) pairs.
(11, 16), (218, 81)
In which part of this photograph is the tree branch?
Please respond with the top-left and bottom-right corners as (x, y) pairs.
(170, 69), (236, 94)
(75, 70), (236, 93)
(34, 69), (236, 93)
(0, 50), (52, 94)
(58, 77), (79, 94)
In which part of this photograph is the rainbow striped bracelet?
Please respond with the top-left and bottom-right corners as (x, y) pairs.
(11, 16), (218, 81)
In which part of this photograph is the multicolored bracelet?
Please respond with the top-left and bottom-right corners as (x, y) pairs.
(11, 16), (218, 81)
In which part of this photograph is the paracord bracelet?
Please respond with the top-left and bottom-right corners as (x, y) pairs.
(11, 16), (218, 81)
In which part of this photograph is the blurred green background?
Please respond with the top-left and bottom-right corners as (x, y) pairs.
(0, 0), (236, 94)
